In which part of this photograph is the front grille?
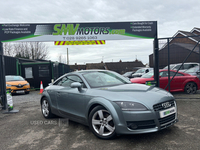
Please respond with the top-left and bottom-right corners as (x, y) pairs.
(153, 100), (175, 111)
(127, 120), (156, 130)
(13, 85), (25, 88)
(158, 113), (176, 126)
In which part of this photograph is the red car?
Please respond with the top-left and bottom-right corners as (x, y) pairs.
(130, 70), (200, 94)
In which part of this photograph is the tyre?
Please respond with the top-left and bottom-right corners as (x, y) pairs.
(25, 91), (29, 94)
(41, 98), (55, 118)
(184, 82), (197, 94)
(89, 106), (116, 139)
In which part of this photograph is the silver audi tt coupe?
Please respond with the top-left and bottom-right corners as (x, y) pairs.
(40, 70), (178, 139)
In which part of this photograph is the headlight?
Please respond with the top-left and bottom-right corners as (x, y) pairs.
(6, 84), (12, 87)
(115, 101), (147, 111)
(25, 83), (30, 86)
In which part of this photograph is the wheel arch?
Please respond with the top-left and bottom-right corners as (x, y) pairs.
(86, 97), (122, 126)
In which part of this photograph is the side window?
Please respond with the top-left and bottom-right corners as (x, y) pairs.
(193, 64), (198, 67)
(176, 73), (184, 76)
(169, 71), (183, 77)
(170, 71), (176, 76)
(54, 75), (86, 88)
(66, 76), (87, 88)
(174, 65), (183, 70)
(60, 77), (72, 87)
(53, 77), (65, 86)
(183, 64), (191, 70)
(160, 71), (167, 77)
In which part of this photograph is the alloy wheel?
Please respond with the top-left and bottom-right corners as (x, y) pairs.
(185, 82), (197, 94)
(91, 109), (115, 137)
(42, 99), (49, 117)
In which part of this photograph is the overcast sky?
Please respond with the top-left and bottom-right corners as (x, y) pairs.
(1, 0), (200, 65)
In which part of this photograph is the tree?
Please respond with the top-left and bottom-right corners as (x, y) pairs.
(3, 42), (15, 57)
(3, 42), (49, 60)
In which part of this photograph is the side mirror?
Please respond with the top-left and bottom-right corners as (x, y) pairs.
(71, 82), (82, 91)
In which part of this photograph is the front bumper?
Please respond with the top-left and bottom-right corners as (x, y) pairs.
(115, 110), (178, 134)
(6, 85), (30, 94)
(113, 100), (178, 135)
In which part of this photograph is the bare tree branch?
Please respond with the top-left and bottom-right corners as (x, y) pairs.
(3, 42), (49, 60)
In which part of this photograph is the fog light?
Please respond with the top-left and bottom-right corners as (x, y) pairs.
(128, 123), (138, 130)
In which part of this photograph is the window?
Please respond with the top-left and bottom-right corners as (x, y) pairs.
(39, 65), (49, 77)
(173, 65), (184, 70)
(170, 71), (183, 76)
(53, 75), (86, 88)
(159, 71), (168, 77)
(25, 67), (33, 78)
(83, 71), (129, 88)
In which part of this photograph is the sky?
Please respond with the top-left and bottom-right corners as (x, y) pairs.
(1, 0), (200, 65)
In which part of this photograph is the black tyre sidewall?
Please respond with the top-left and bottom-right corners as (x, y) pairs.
(88, 105), (116, 140)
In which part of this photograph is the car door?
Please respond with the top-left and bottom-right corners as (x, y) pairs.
(169, 71), (184, 91)
(159, 71), (169, 90)
(56, 75), (88, 123)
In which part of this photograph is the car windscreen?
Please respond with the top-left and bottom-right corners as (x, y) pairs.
(141, 70), (154, 78)
(185, 66), (199, 73)
(123, 72), (132, 76)
(163, 64), (175, 69)
(6, 76), (25, 82)
(83, 71), (131, 88)
(135, 69), (145, 73)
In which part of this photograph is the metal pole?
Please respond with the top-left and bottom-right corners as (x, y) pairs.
(67, 48), (69, 65)
(0, 42), (7, 110)
(153, 38), (159, 87)
(167, 38), (170, 92)
(199, 44), (200, 71)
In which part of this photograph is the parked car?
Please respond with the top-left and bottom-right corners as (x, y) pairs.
(163, 62), (199, 72)
(122, 71), (135, 79)
(131, 68), (153, 78)
(185, 66), (200, 80)
(41, 70), (178, 139)
(6, 75), (30, 94)
(130, 70), (200, 94)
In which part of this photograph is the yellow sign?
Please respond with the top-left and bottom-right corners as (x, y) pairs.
(54, 40), (105, 45)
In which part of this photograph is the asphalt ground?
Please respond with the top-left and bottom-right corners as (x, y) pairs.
(0, 90), (200, 150)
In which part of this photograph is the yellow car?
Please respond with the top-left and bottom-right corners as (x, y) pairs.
(6, 75), (30, 94)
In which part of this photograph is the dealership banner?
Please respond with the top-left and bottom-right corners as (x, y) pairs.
(54, 40), (105, 45)
(0, 21), (157, 42)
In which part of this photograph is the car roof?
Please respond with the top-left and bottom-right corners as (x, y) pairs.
(68, 69), (112, 75)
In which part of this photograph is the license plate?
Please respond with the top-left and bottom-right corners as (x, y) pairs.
(159, 107), (176, 118)
(16, 90), (25, 93)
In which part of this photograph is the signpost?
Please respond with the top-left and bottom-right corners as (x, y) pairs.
(0, 21), (158, 111)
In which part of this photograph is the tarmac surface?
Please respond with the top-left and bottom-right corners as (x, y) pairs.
(0, 90), (200, 150)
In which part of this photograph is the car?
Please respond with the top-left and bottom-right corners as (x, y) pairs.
(130, 70), (200, 94)
(184, 66), (200, 80)
(122, 71), (135, 79)
(40, 70), (178, 139)
(6, 75), (30, 94)
(131, 68), (153, 78)
(163, 62), (199, 72)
